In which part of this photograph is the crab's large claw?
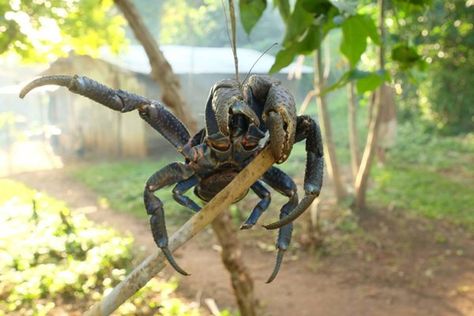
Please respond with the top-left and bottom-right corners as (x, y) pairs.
(20, 75), (149, 112)
(246, 75), (297, 163)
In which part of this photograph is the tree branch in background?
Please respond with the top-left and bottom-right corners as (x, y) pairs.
(354, 0), (386, 209)
(212, 212), (258, 316)
(347, 81), (361, 181)
(315, 47), (348, 203)
(113, 0), (197, 131)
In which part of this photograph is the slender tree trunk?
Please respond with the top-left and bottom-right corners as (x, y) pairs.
(315, 49), (348, 202)
(354, 0), (386, 209)
(114, 0), (197, 131)
(211, 213), (258, 316)
(347, 81), (360, 181)
(114, 2), (257, 314)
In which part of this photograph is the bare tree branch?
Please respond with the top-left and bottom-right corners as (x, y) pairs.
(315, 48), (348, 202)
(84, 147), (275, 316)
(114, 0), (197, 131)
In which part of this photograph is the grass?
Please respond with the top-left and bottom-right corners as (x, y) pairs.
(71, 156), (198, 225)
(370, 124), (474, 231)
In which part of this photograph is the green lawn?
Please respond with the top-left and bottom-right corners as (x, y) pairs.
(370, 124), (474, 231)
(71, 157), (198, 225)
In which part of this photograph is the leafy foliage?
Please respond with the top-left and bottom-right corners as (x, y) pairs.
(389, 0), (472, 133)
(160, 0), (283, 51)
(240, 0), (391, 94)
(240, 0), (267, 34)
(0, 180), (201, 315)
(340, 14), (379, 67)
(0, 0), (126, 62)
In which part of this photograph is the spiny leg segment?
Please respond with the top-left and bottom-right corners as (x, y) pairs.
(262, 167), (298, 283)
(172, 176), (201, 213)
(241, 181), (271, 230)
(144, 162), (195, 275)
(264, 115), (324, 230)
(19, 75), (191, 152)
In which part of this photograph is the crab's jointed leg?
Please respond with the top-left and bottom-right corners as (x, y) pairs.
(264, 115), (324, 230)
(240, 180), (271, 230)
(144, 162), (195, 275)
(20, 75), (191, 151)
(172, 176), (201, 213)
(262, 166), (298, 283)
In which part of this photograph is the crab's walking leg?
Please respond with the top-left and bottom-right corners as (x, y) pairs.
(240, 181), (271, 229)
(20, 75), (191, 151)
(20, 75), (149, 112)
(264, 116), (324, 230)
(144, 162), (195, 275)
(262, 167), (299, 283)
(172, 176), (201, 213)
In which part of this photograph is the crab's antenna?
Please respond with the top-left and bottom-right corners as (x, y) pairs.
(221, 0), (240, 88)
(242, 42), (279, 86)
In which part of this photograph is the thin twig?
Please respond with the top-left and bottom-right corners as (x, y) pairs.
(298, 90), (316, 115)
(84, 147), (275, 315)
(228, 0), (239, 84)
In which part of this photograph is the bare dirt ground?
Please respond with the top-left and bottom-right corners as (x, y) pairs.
(11, 169), (474, 316)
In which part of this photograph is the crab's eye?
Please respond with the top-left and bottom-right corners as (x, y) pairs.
(211, 142), (230, 151)
(206, 134), (230, 152)
(242, 137), (258, 150)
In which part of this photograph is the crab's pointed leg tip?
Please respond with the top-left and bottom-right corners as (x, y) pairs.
(266, 249), (285, 283)
(162, 247), (190, 276)
(240, 223), (253, 230)
(262, 222), (279, 230)
(19, 88), (29, 99)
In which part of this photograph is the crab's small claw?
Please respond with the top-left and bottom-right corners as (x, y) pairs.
(266, 249), (285, 283)
(162, 247), (190, 276)
(20, 75), (149, 112)
(266, 111), (291, 163)
(263, 195), (315, 230)
(262, 85), (297, 164)
(20, 75), (72, 98)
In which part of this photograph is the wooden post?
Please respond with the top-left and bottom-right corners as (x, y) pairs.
(84, 147), (275, 316)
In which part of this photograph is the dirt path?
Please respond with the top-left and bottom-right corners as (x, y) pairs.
(11, 169), (474, 316)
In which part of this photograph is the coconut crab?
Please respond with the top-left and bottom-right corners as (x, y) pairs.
(20, 74), (323, 282)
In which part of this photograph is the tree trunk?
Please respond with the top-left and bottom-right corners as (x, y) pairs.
(211, 212), (258, 316)
(314, 49), (348, 202)
(347, 81), (360, 181)
(114, 0), (197, 131)
(354, 0), (386, 210)
(114, 2), (257, 314)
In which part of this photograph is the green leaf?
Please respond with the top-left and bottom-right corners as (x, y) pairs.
(354, 70), (389, 94)
(269, 47), (297, 73)
(322, 69), (389, 95)
(391, 44), (421, 69)
(361, 14), (380, 44)
(321, 71), (352, 95)
(295, 25), (322, 54)
(282, 0), (314, 45)
(301, 0), (333, 15)
(340, 15), (368, 67)
(273, 0), (290, 22)
(340, 14), (380, 67)
(239, 0), (267, 34)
